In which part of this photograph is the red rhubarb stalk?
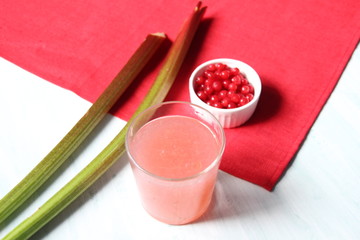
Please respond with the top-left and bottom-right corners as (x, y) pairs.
(0, 33), (166, 225)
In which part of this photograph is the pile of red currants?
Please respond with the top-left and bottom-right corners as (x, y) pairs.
(193, 63), (255, 109)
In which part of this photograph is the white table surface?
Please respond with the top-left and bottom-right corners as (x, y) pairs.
(0, 44), (359, 240)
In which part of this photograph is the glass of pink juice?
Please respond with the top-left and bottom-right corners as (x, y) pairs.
(126, 101), (225, 225)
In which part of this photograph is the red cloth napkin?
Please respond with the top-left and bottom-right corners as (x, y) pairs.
(1, 0), (359, 190)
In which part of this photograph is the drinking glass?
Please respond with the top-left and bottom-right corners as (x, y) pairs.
(125, 101), (225, 225)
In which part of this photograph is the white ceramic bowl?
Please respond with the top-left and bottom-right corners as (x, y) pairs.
(189, 58), (262, 128)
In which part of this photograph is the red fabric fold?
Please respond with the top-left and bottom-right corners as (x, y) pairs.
(1, 0), (359, 190)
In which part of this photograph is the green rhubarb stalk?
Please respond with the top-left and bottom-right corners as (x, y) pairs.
(0, 33), (165, 225)
(3, 2), (206, 239)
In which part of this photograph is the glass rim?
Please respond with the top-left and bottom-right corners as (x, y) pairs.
(125, 101), (226, 182)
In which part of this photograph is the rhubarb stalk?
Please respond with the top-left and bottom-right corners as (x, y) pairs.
(0, 33), (166, 225)
(3, 2), (206, 239)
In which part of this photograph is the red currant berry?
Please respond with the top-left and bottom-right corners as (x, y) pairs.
(231, 75), (242, 85)
(210, 94), (220, 102)
(212, 80), (222, 92)
(241, 76), (249, 85)
(214, 70), (221, 78)
(207, 64), (216, 72)
(213, 101), (222, 108)
(204, 78), (214, 86)
(218, 90), (228, 99)
(204, 71), (215, 80)
(227, 90), (236, 98)
(195, 76), (205, 85)
(204, 85), (214, 95)
(231, 94), (240, 103)
(220, 70), (230, 80)
(196, 90), (208, 101)
(222, 79), (231, 89)
(227, 102), (237, 109)
(241, 85), (251, 94)
(221, 97), (231, 108)
(245, 93), (254, 102)
(228, 82), (237, 91)
(239, 97), (249, 106)
(230, 67), (240, 76)
(195, 83), (205, 92)
(215, 63), (226, 71)
(248, 84), (254, 94)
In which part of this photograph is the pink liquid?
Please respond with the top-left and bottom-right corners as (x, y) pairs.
(129, 115), (222, 224)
